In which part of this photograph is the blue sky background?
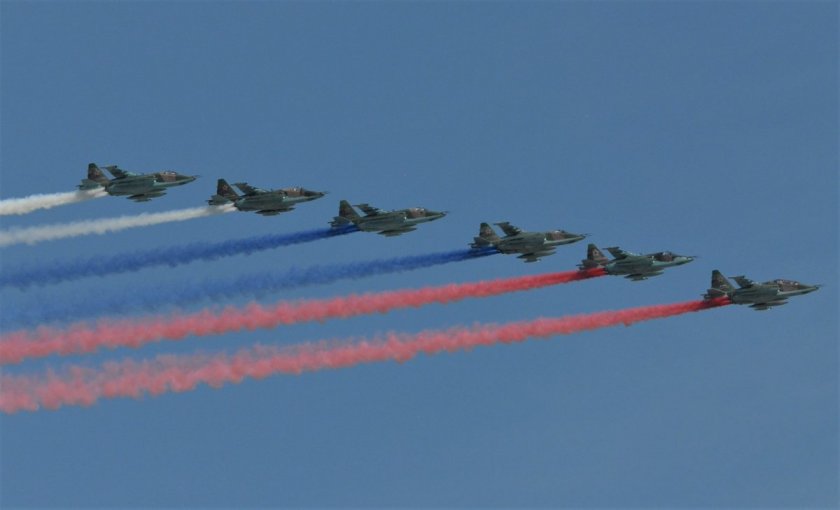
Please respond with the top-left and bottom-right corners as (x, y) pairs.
(1, 1), (837, 507)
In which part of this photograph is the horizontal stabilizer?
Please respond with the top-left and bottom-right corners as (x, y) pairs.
(78, 179), (104, 190)
(207, 194), (232, 206)
(330, 216), (353, 228)
(704, 288), (727, 299)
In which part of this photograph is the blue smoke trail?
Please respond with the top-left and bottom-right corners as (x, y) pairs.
(0, 225), (359, 288)
(2, 247), (498, 327)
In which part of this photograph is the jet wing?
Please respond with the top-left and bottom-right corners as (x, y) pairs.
(605, 247), (635, 259)
(517, 248), (555, 262)
(233, 182), (265, 196)
(355, 203), (383, 216)
(256, 207), (294, 216)
(128, 191), (166, 202)
(495, 222), (522, 237)
(625, 270), (663, 281)
(378, 226), (416, 237)
(104, 165), (137, 179)
(732, 276), (756, 289)
(750, 300), (787, 311)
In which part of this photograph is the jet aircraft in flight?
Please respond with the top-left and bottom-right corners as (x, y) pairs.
(704, 270), (820, 310)
(579, 244), (694, 280)
(208, 179), (326, 215)
(79, 163), (197, 202)
(330, 200), (446, 236)
(471, 222), (586, 262)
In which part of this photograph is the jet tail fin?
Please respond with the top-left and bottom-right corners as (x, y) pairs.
(470, 222), (501, 248)
(208, 178), (240, 205)
(579, 243), (610, 269)
(79, 163), (110, 190)
(705, 269), (734, 299)
(330, 200), (360, 227)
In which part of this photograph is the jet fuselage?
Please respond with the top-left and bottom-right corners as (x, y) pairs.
(234, 189), (325, 213)
(495, 231), (586, 255)
(729, 280), (820, 307)
(105, 172), (196, 196)
(354, 209), (446, 232)
(604, 252), (694, 279)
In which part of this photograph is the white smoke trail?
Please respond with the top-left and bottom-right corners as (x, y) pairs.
(0, 189), (107, 216)
(0, 205), (235, 247)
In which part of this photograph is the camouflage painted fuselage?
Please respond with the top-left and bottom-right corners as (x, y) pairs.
(603, 252), (694, 280)
(79, 164), (197, 202)
(728, 279), (820, 309)
(208, 179), (326, 216)
(232, 188), (325, 216)
(495, 231), (583, 256)
(104, 172), (195, 197)
(471, 222), (586, 262)
(705, 270), (820, 310)
(330, 201), (446, 236)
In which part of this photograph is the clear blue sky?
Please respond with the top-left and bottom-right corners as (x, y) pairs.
(1, 1), (837, 507)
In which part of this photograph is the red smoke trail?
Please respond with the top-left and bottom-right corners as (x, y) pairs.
(0, 268), (606, 364)
(0, 297), (730, 413)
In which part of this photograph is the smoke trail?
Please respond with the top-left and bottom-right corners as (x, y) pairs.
(2, 248), (499, 327)
(0, 298), (730, 413)
(0, 268), (606, 364)
(0, 189), (107, 216)
(0, 225), (359, 288)
(0, 205), (234, 247)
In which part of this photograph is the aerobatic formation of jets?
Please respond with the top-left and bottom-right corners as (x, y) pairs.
(73, 162), (819, 311)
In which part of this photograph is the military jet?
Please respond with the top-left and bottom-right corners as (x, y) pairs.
(579, 244), (694, 280)
(208, 179), (326, 216)
(704, 270), (821, 310)
(470, 222), (586, 262)
(78, 163), (197, 202)
(330, 200), (446, 236)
